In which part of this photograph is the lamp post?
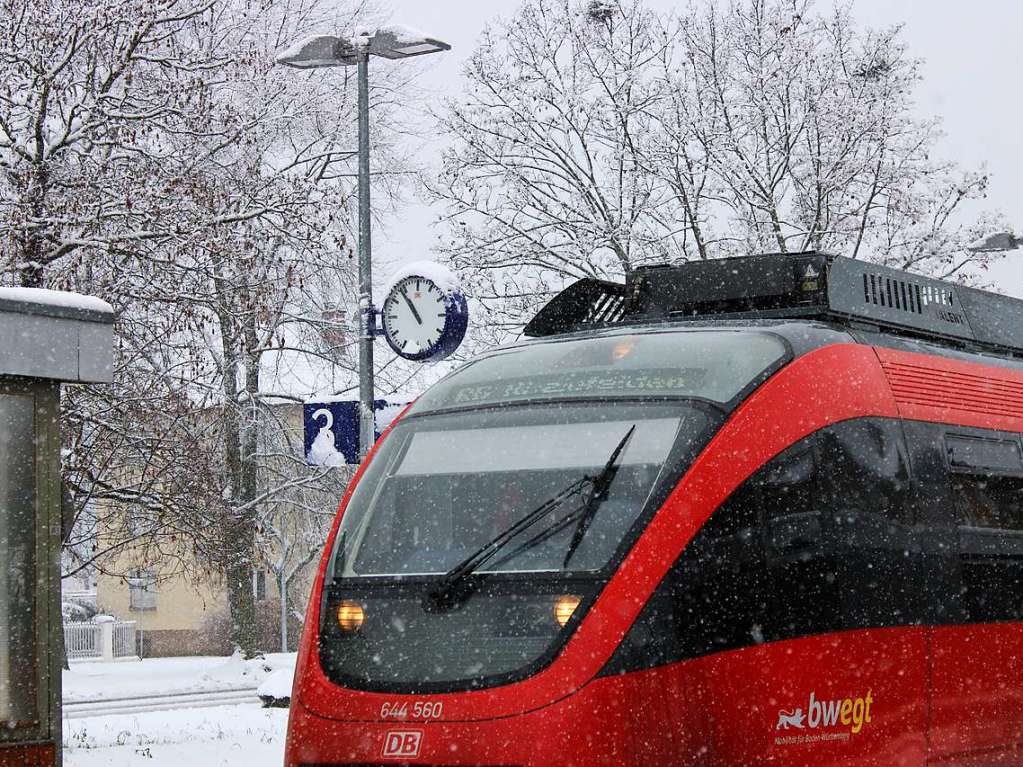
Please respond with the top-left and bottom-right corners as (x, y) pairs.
(967, 232), (1021, 253)
(277, 27), (450, 459)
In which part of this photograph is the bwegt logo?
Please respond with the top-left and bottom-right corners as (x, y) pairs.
(776, 690), (874, 735)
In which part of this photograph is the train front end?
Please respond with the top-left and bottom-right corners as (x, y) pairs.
(285, 327), (793, 766)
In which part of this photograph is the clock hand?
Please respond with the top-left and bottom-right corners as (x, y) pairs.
(401, 291), (423, 325)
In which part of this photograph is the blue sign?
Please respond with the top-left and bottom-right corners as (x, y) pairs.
(303, 399), (408, 466)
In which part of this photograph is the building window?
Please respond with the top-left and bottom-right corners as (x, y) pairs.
(253, 569), (267, 602)
(128, 570), (157, 611)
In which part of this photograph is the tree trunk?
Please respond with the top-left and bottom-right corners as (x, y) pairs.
(226, 556), (257, 657)
(18, 164), (50, 288)
(215, 262), (260, 658)
(279, 569), (288, 654)
(237, 301), (263, 655)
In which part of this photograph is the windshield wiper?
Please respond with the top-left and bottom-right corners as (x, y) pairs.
(426, 424), (637, 610)
(426, 476), (590, 610)
(562, 425), (636, 568)
(491, 424), (637, 571)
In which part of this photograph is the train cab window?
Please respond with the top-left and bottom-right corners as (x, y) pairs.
(946, 433), (1023, 622)
(602, 418), (917, 675)
(822, 420), (914, 524)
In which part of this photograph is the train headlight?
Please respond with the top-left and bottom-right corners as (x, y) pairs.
(337, 600), (365, 632)
(554, 595), (581, 627)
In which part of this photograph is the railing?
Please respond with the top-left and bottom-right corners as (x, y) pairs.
(64, 619), (138, 661)
(64, 622), (101, 660)
(113, 621), (136, 658)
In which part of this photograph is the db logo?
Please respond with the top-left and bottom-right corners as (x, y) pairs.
(383, 730), (423, 759)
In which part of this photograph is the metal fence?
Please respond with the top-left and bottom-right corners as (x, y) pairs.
(64, 622), (101, 660)
(113, 621), (136, 658)
(63, 620), (138, 661)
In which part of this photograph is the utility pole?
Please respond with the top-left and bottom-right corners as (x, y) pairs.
(356, 36), (375, 460)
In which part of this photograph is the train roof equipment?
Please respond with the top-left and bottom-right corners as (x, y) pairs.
(523, 252), (1023, 357)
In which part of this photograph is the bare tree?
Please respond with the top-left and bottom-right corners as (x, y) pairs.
(2, 0), (427, 655)
(0, 0), (221, 287)
(430, 0), (678, 344)
(434, 0), (1007, 347)
(253, 403), (348, 652)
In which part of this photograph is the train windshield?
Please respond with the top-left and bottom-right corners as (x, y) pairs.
(320, 330), (788, 691)
(336, 407), (687, 578)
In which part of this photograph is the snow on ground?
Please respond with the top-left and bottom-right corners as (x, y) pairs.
(64, 652), (296, 702)
(257, 667), (295, 704)
(63, 704), (287, 767)
(63, 654), (296, 766)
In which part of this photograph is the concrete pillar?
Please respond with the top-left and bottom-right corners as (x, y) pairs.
(94, 615), (115, 661)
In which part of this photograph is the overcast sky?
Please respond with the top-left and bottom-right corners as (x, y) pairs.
(365, 0), (1023, 296)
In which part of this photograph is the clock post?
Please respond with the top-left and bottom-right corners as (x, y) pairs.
(276, 28), (452, 462)
(355, 36), (375, 462)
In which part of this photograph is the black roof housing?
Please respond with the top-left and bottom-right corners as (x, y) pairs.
(523, 252), (1023, 359)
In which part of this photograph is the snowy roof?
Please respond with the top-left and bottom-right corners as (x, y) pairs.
(0, 287), (114, 323)
(0, 288), (114, 383)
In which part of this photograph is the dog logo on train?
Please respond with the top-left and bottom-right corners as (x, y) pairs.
(775, 708), (806, 730)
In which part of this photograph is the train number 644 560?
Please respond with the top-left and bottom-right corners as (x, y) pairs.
(380, 701), (443, 720)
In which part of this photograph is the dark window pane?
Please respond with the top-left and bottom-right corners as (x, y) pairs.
(822, 419), (913, 523)
(947, 435), (1023, 476)
(0, 394), (36, 728)
(952, 475), (1023, 531)
(337, 404), (706, 579)
(951, 453), (1023, 623)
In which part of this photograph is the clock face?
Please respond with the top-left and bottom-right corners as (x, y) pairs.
(382, 276), (450, 359)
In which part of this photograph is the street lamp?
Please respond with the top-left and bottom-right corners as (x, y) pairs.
(277, 26), (450, 460)
(967, 232), (1021, 253)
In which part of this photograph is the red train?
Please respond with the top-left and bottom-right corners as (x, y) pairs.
(286, 253), (1023, 765)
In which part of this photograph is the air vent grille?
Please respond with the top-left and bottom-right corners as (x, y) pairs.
(881, 359), (1023, 421)
(523, 278), (627, 337)
(861, 272), (958, 317)
(586, 288), (626, 325)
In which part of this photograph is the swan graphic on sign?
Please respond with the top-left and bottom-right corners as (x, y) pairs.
(308, 408), (346, 467)
(303, 399), (409, 466)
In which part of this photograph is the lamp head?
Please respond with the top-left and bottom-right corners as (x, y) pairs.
(276, 34), (359, 68)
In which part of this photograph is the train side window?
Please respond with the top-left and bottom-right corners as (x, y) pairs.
(951, 474), (1023, 531)
(947, 432), (1023, 622)
(947, 434), (1023, 478)
(820, 420), (918, 629)
(947, 434), (1023, 532)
